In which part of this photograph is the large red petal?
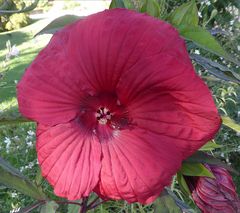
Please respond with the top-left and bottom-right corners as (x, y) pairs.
(36, 121), (101, 200)
(67, 9), (189, 92)
(17, 23), (96, 126)
(17, 9), (191, 125)
(94, 128), (182, 204)
(117, 54), (221, 159)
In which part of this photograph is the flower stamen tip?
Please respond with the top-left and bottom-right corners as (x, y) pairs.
(96, 107), (112, 125)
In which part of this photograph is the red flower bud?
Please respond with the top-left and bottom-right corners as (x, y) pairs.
(187, 164), (240, 212)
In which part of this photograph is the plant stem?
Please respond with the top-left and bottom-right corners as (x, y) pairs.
(17, 200), (45, 213)
(87, 196), (99, 209)
(87, 199), (107, 210)
(79, 197), (88, 213)
(55, 200), (82, 207)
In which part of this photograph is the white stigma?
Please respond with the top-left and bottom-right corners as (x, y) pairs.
(96, 107), (112, 125)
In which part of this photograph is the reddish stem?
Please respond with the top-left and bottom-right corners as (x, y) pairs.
(87, 199), (108, 210)
(80, 197), (88, 213)
(55, 200), (82, 207)
(18, 200), (46, 213)
(86, 197), (99, 209)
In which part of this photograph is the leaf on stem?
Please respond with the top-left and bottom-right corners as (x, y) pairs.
(191, 54), (240, 84)
(167, 0), (198, 26)
(40, 201), (59, 213)
(154, 190), (182, 213)
(184, 151), (238, 175)
(180, 26), (226, 56)
(200, 140), (222, 151)
(140, 0), (161, 17)
(177, 172), (191, 196)
(0, 157), (46, 200)
(109, 0), (125, 9)
(154, 188), (194, 213)
(180, 162), (215, 178)
(17, 201), (46, 213)
(222, 116), (240, 133)
(68, 200), (81, 213)
(35, 15), (84, 36)
(0, 115), (32, 125)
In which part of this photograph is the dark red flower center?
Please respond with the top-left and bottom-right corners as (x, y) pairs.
(78, 93), (130, 141)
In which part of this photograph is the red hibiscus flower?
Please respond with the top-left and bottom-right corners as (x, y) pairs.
(186, 164), (240, 212)
(17, 9), (221, 204)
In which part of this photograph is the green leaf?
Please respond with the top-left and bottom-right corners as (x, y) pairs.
(158, 0), (167, 18)
(122, 0), (134, 9)
(222, 116), (240, 132)
(200, 141), (222, 151)
(184, 151), (238, 174)
(18, 201), (45, 213)
(0, 115), (32, 125)
(67, 200), (81, 213)
(0, 157), (46, 200)
(154, 191), (181, 213)
(35, 166), (43, 186)
(191, 54), (240, 84)
(0, 156), (26, 178)
(35, 15), (84, 36)
(179, 25), (228, 59)
(0, 107), (32, 126)
(180, 162), (215, 178)
(109, 0), (125, 9)
(141, 0), (160, 17)
(68, 202), (80, 213)
(168, 0), (198, 27)
(165, 188), (194, 213)
(177, 172), (191, 196)
(40, 201), (58, 213)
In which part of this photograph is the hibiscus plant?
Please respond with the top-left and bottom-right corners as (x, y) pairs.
(1, 0), (240, 213)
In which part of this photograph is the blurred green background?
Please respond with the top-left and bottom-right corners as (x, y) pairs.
(0, 0), (239, 212)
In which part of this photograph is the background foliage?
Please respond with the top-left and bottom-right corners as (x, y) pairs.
(0, 0), (239, 212)
(0, 0), (37, 31)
